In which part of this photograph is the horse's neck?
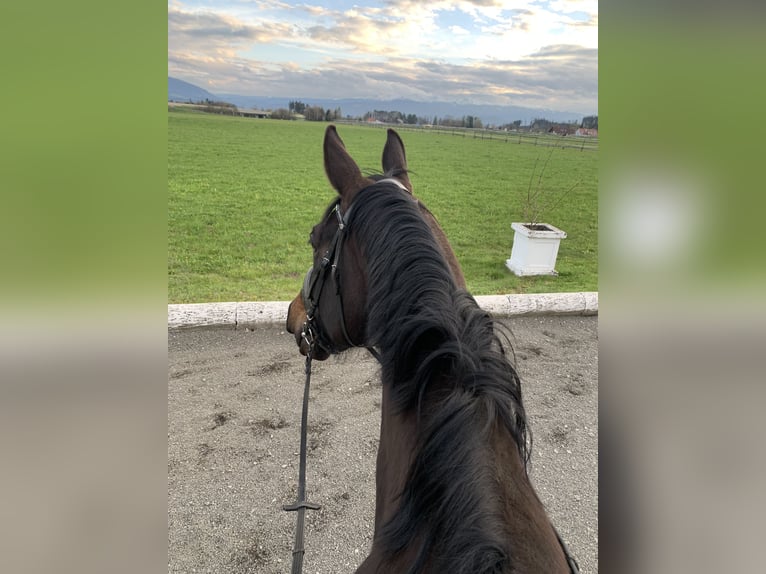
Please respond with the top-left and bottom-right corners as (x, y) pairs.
(369, 381), (436, 572)
(488, 424), (571, 573)
(373, 382), (418, 533)
(374, 381), (570, 574)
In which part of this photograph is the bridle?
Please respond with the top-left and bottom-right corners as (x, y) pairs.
(283, 179), (580, 574)
(298, 198), (375, 359)
(299, 179), (410, 361)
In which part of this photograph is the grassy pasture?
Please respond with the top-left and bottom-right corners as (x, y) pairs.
(168, 110), (597, 303)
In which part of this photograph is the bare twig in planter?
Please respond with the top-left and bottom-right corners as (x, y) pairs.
(523, 149), (580, 225)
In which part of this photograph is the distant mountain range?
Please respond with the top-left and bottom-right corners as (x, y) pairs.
(168, 76), (589, 126)
(168, 77), (218, 103)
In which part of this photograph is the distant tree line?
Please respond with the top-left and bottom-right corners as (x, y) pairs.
(364, 110), (423, 124)
(275, 105), (478, 126)
(362, 110), (485, 128)
(269, 100), (343, 121)
(497, 120), (524, 130)
(270, 108), (294, 120)
(287, 107), (596, 132)
(433, 115), (483, 129)
(493, 116), (598, 134)
(210, 98), (598, 132)
(200, 99), (238, 115)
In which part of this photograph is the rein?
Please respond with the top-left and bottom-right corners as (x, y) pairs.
(282, 329), (321, 574)
(556, 528), (581, 573)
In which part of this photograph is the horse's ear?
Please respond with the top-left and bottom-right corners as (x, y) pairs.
(382, 129), (413, 193)
(324, 125), (369, 202)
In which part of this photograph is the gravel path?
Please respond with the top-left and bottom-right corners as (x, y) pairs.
(168, 315), (598, 573)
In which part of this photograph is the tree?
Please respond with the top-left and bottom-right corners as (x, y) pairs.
(271, 108), (294, 120)
(581, 115), (598, 129)
(289, 100), (306, 114)
(201, 99), (238, 115)
(304, 105), (326, 121)
(530, 118), (553, 132)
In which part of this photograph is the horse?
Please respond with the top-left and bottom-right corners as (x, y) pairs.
(286, 126), (577, 573)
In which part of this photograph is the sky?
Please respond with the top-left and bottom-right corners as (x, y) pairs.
(168, 0), (597, 115)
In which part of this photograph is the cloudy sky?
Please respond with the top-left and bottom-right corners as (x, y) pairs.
(168, 0), (597, 114)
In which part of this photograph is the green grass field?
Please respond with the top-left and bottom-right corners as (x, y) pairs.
(168, 110), (597, 303)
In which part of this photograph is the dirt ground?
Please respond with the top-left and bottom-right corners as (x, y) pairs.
(168, 315), (598, 573)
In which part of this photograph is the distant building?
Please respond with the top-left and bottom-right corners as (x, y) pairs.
(548, 126), (575, 136)
(238, 109), (271, 119)
(575, 128), (598, 137)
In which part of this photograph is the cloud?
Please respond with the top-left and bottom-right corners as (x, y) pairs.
(302, 5), (439, 57)
(169, 9), (254, 40)
(449, 25), (472, 35)
(568, 14), (598, 28)
(307, 15), (394, 53)
(168, 6), (296, 50)
(168, 1), (597, 113)
(406, 44), (597, 108)
(547, 0), (598, 15)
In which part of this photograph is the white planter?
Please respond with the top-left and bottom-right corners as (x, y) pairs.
(506, 222), (567, 276)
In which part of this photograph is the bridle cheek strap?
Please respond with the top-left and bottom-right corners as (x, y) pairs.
(301, 201), (380, 360)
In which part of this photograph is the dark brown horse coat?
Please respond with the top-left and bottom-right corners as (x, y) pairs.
(286, 126), (572, 573)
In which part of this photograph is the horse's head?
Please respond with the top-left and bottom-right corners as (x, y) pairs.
(286, 125), (413, 360)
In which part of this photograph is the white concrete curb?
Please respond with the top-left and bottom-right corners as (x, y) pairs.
(168, 292), (597, 329)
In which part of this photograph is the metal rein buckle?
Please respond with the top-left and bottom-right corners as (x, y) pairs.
(301, 320), (315, 349)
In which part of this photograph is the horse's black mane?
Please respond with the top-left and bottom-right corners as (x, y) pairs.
(345, 181), (530, 574)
